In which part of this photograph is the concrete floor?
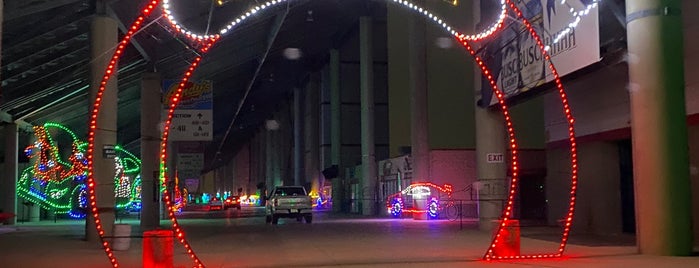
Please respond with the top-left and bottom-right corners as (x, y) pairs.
(1, 207), (698, 268)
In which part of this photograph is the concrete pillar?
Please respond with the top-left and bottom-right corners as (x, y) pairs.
(306, 73), (322, 195)
(265, 126), (274, 192)
(408, 5), (430, 183)
(164, 142), (177, 218)
(294, 87), (305, 186)
(0, 0), (3, 83)
(474, 106), (507, 231)
(272, 116), (282, 187)
(360, 16), (377, 216)
(257, 128), (266, 194)
(86, 15), (118, 242)
(278, 107), (294, 185)
(258, 128), (266, 194)
(473, 0), (507, 231)
(2, 123), (18, 225)
(248, 134), (257, 196)
(23, 132), (40, 222)
(141, 72), (161, 230)
(0, 4), (5, 221)
(626, 0), (693, 255)
(22, 198), (40, 222)
(329, 49), (343, 212)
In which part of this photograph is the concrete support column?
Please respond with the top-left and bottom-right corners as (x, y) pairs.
(626, 0), (693, 255)
(2, 123), (18, 225)
(23, 131), (39, 222)
(87, 15), (118, 242)
(0, 0), (3, 83)
(165, 142), (177, 218)
(249, 134), (258, 196)
(408, 6), (430, 183)
(20, 197), (41, 222)
(329, 49), (343, 212)
(473, 0), (507, 231)
(265, 126), (274, 192)
(360, 16), (377, 216)
(140, 72), (161, 230)
(272, 116), (282, 187)
(249, 132), (257, 196)
(279, 106), (291, 186)
(28, 203), (40, 222)
(0, 3), (6, 222)
(256, 129), (265, 195)
(306, 73), (322, 196)
(294, 87), (305, 186)
(474, 106), (507, 231)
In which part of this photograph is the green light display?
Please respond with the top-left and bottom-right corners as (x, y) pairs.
(17, 122), (144, 218)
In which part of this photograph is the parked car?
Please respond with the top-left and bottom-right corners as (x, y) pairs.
(208, 197), (223, 211)
(224, 195), (242, 210)
(265, 186), (313, 224)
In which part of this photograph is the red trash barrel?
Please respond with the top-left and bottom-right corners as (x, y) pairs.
(491, 219), (520, 256)
(143, 229), (174, 268)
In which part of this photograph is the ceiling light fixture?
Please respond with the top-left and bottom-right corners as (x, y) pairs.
(306, 10), (314, 22)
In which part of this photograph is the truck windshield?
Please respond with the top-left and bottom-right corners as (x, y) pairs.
(275, 187), (306, 196)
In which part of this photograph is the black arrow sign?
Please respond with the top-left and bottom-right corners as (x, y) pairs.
(197, 113), (203, 119)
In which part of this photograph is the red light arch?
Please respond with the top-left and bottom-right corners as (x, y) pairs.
(85, 0), (579, 266)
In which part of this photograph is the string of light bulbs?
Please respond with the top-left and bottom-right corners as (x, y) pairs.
(546, 0), (601, 51)
(87, 0), (588, 266)
(161, 0), (600, 51)
(161, 0), (507, 42)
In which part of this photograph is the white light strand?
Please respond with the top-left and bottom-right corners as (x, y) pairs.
(545, 0), (601, 51)
(161, 0), (599, 51)
(161, 0), (507, 42)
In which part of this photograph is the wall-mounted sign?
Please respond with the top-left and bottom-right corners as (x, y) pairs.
(103, 145), (116, 159)
(486, 153), (504, 163)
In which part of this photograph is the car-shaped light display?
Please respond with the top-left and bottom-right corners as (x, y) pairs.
(386, 182), (453, 219)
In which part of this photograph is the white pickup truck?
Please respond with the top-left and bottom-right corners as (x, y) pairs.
(265, 186), (313, 224)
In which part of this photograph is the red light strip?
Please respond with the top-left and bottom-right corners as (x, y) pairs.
(86, 1), (160, 267)
(88, 1), (217, 267)
(504, 0), (578, 258)
(160, 0), (507, 42)
(458, 37), (524, 260)
(86, 0), (579, 266)
(402, 209), (428, 214)
(158, 38), (218, 268)
(457, 0), (578, 260)
(400, 182), (454, 196)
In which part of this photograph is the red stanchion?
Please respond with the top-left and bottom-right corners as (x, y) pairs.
(492, 219), (520, 256)
(143, 229), (174, 268)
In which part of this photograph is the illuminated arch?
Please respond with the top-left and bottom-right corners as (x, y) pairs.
(85, 0), (591, 266)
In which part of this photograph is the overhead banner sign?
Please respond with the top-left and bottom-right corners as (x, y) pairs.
(162, 80), (213, 141)
(480, 0), (600, 106)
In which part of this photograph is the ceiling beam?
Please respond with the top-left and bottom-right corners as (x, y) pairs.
(106, 5), (151, 62)
(5, 0), (83, 21)
(0, 110), (35, 132)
